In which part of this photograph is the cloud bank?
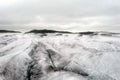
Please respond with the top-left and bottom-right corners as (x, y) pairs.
(0, 0), (120, 32)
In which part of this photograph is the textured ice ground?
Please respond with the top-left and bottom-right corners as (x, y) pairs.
(0, 32), (120, 80)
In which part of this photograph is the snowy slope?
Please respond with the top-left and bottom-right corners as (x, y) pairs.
(0, 32), (120, 80)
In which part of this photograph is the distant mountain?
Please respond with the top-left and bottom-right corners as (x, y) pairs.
(78, 31), (120, 36)
(26, 29), (72, 33)
(79, 31), (98, 35)
(0, 30), (21, 33)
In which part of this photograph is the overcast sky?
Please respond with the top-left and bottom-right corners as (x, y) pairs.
(0, 0), (120, 32)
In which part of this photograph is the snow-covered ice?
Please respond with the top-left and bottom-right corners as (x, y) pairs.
(0, 32), (120, 80)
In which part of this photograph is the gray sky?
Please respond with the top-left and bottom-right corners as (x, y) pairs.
(0, 0), (120, 32)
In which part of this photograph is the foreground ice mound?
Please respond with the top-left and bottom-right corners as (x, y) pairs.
(0, 32), (120, 80)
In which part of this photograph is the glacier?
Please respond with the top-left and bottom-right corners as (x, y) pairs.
(0, 32), (120, 80)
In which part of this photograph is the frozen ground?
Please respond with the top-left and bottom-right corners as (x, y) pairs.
(0, 32), (120, 80)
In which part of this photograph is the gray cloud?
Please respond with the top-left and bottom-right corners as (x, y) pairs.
(0, 0), (120, 32)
